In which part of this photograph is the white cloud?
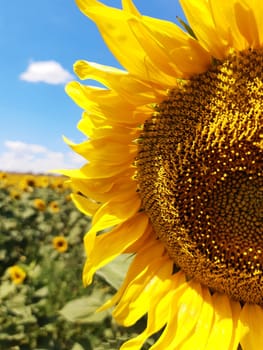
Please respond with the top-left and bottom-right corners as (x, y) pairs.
(0, 140), (84, 174)
(5, 140), (47, 154)
(19, 60), (74, 85)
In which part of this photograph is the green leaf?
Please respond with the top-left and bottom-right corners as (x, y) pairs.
(71, 343), (85, 350)
(96, 254), (133, 290)
(34, 286), (49, 298)
(0, 281), (16, 300)
(176, 16), (197, 39)
(59, 289), (110, 324)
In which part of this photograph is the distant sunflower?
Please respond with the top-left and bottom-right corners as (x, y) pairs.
(0, 171), (7, 180)
(65, 0), (263, 349)
(9, 189), (21, 200)
(8, 265), (26, 285)
(19, 175), (36, 192)
(49, 201), (60, 213)
(52, 236), (68, 253)
(34, 198), (46, 211)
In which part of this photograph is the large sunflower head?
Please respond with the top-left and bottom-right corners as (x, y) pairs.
(65, 0), (263, 348)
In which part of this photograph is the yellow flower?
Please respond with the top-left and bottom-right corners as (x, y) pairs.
(52, 236), (68, 253)
(33, 198), (46, 211)
(18, 175), (36, 192)
(9, 189), (21, 200)
(65, 0), (263, 349)
(50, 176), (67, 191)
(0, 171), (7, 180)
(8, 265), (26, 284)
(38, 176), (50, 188)
(49, 201), (60, 213)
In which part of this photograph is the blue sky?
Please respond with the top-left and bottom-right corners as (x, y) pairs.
(1, 0), (184, 173)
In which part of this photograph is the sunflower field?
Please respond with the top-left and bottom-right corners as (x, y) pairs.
(0, 172), (149, 350)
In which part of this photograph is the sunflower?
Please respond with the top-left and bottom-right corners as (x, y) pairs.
(52, 236), (68, 253)
(64, 0), (263, 348)
(49, 201), (60, 213)
(0, 171), (7, 180)
(33, 198), (46, 211)
(8, 265), (26, 285)
(9, 189), (21, 200)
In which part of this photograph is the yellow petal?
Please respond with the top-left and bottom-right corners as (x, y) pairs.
(152, 280), (204, 350)
(244, 0), (263, 46)
(124, 223), (153, 253)
(71, 173), (115, 193)
(178, 287), (214, 350)
(75, 0), (179, 85)
(121, 0), (140, 16)
(67, 138), (137, 166)
(71, 193), (100, 216)
(98, 239), (165, 312)
(228, 301), (244, 350)
(80, 161), (131, 179)
(113, 256), (173, 326)
(120, 263), (175, 349)
(82, 213), (148, 285)
(180, 0), (251, 59)
(70, 171), (136, 202)
(74, 60), (165, 105)
(87, 189), (141, 237)
(150, 274), (189, 350)
(59, 168), (87, 179)
(66, 81), (150, 125)
(82, 193), (141, 286)
(77, 112), (140, 142)
(75, 60), (126, 83)
(129, 15), (211, 77)
(179, 0), (221, 56)
(205, 293), (237, 350)
(127, 18), (183, 79)
(208, 0), (251, 51)
(239, 304), (263, 350)
(234, 0), (260, 48)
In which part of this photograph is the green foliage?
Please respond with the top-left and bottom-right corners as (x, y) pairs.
(0, 179), (154, 350)
(0, 184), (94, 349)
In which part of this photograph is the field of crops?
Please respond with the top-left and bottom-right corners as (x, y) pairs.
(0, 172), (150, 350)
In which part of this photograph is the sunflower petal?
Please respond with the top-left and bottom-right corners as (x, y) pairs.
(82, 213), (148, 285)
(124, 224), (153, 253)
(74, 60), (165, 104)
(98, 239), (165, 312)
(239, 304), (263, 350)
(120, 265), (176, 349)
(75, 0), (179, 85)
(177, 287), (214, 350)
(234, 0), (260, 48)
(71, 193), (99, 216)
(67, 138), (137, 166)
(244, 0), (263, 45)
(80, 161), (130, 179)
(66, 81), (149, 125)
(70, 172), (136, 203)
(113, 257), (173, 326)
(151, 280), (204, 350)
(205, 293), (238, 350)
(208, 0), (252, 51)
(181, 0), (259, 55)
(77, 113), (139, 141)
(128, 15), (211, 77)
